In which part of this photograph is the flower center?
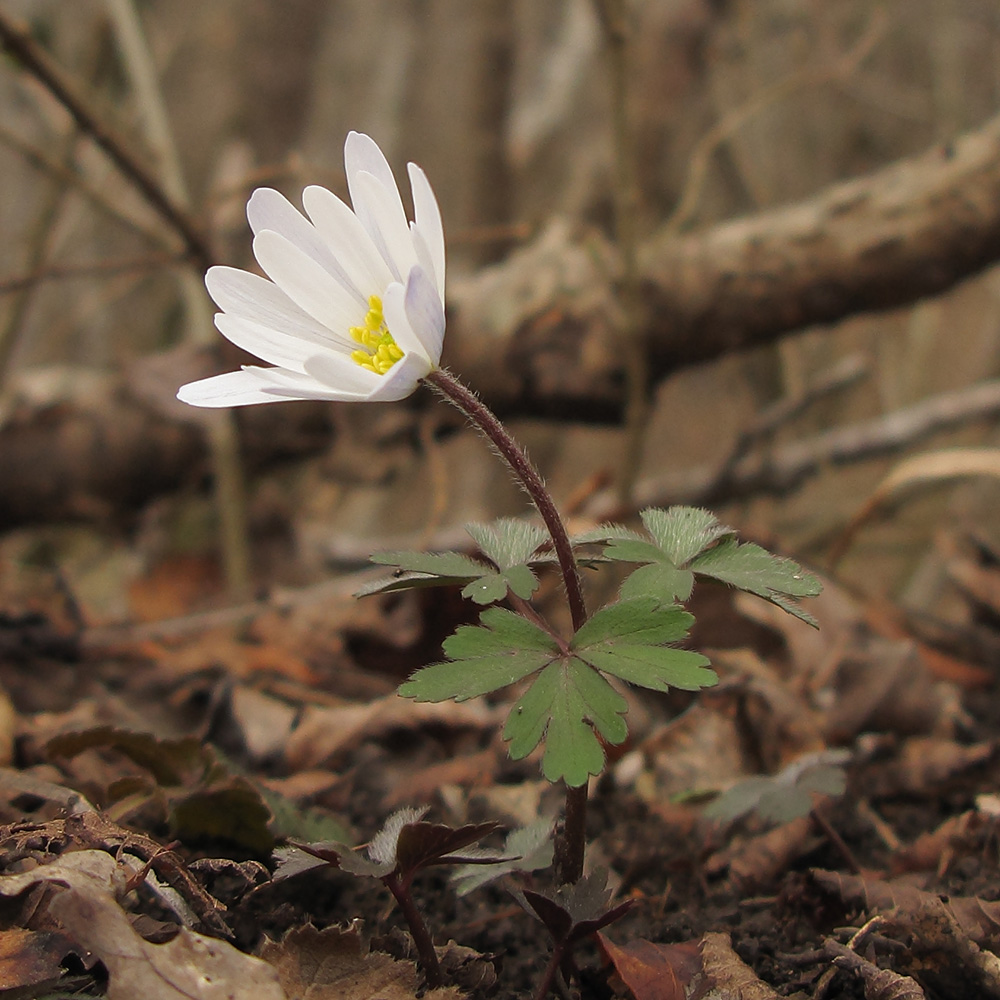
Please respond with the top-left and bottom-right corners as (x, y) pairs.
(349, 295), (404, 375)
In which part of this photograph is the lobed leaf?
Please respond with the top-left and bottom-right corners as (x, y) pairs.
(370, 549), (488, 577)
(639, 506), (734, 565)
(399, 607), (558, 702)
(619, 561), (694, 601)
(465, 518), (548, 569)
(503, 660), (628, 787)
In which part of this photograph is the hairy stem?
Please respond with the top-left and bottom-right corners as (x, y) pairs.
(554, 783), (588, 885)
(424, 369), (587, 632)
(384, 874), (443, 988)
(425, 369), (590, 883)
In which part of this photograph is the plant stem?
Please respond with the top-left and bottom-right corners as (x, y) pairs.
(384, 874), (443, 988)
(555, 783), (588, 885)
(532, 941), (568, 1000)
(424, 369), (587, 632)
(424, 369), (591, 884)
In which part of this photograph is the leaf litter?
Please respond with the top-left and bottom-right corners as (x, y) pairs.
(1, 511), (1000, 997)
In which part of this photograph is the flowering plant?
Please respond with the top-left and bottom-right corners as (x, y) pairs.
(179, 132), (820, 990)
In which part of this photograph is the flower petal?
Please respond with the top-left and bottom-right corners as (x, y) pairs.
(380, 281), (427, 361)
(305, 349), (430, 403)
(214, 313), (342, 372)
(177, 369), (300, 407)
(246, 189), (366, 307)
(301, 185), (394, 295)
(243, 364), (374, 401)
(403, 266), (445, 363)
(352, 171), (419, 283)
(252, 230), (361, 336)
(206, 267), (334, 345)
(407, 163), (445, 299)
(344, 131), (408, 230)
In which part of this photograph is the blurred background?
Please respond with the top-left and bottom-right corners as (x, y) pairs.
(2, 0), (1000, 629)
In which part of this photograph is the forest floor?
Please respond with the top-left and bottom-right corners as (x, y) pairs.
(0, 518), (998, 1000)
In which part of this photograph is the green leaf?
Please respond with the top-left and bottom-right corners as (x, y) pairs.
(354, 570), (478, 598)
(570, 524), (644, 545)
(619, 561), (694, 601)
(640, 506), (733, 565)
(602, 538), (667, 565)
(399, 607), (558, 702)
(466, 518), (548, 568)
(572, 597), (694, 646)
(461, 563), (539, 604)
(503, 660), (627, 787)
(572, 598), (716, 693)
(370, 549), (488, 577)
(689, 538), (822, 624)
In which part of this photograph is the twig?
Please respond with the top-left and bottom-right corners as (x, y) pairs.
(0, 251), (191, 295)
(0, 10), (212, 272)
(664, 9), (887, 234)
(593, 0), (647, 504)
(586, 378), (1000, 518)
(104, 0), (251, 596)
(0, 122), (171, 247)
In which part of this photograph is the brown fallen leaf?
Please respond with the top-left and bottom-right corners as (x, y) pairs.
(0, 851), (284, 1000)
(859, 737), (996, 799)
(705, 814), (817, 891)
(891, 810), (983, 877)
(700, 931), (781, 999)
(809, 870), (1000, 950)
(258, 923), (462, 999)
(0, 927), (77, 992)
(597, 933), (699, 1000)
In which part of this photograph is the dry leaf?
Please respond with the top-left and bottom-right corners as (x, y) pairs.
(258, 923), (462, 999)
(597, 933), (700, 1000)
(0, 850), (285, 1000)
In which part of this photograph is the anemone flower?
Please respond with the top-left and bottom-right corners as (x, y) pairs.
(177, 132), (445, 406)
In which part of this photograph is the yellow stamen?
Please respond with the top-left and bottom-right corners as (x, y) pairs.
(349, 294), (403, 376)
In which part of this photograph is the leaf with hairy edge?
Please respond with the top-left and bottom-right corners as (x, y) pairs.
(689, 538), (821, 624)
(466, 518), (548, 569)
(640, 506), (733, 565)
(600, 506), (821, 625)
(398, 608), (558, 702)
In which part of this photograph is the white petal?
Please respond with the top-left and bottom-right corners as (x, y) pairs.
(206, 267), (335, 345)
(243, 364), (374, 402)
(352, 171), (419, 283)
(344, 132), (408, 226)
(365, 350), (433, 401)
(407, 163), (445, 299)
(253, 231), (361, 336)
(403, 266), (445, 364)
(302, 351), (392, 397)
(177, 369), (299, 407)
(381, 281), (427, 361)
(305, 350), (430, 403)
(301, 185), (394, 295)
(214, 313), (348, 372)
(247, 189), (365, 306)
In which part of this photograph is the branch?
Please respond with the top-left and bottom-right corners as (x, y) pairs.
(0, 11), (212, 272)
(445, 110), (1000, 421)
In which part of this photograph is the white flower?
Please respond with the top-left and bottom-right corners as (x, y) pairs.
(177, 132), (445, 407)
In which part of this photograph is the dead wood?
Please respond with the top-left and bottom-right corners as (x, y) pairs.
(446, 110), (1000, 419)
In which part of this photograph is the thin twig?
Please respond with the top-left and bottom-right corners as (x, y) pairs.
(0, 10), (212, 272)
(104, 0), (251, 596)
(0, 251), (191, 295)
(593, 0), (647, 505)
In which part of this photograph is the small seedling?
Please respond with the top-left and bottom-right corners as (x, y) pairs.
(274, 807), (501, 987)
